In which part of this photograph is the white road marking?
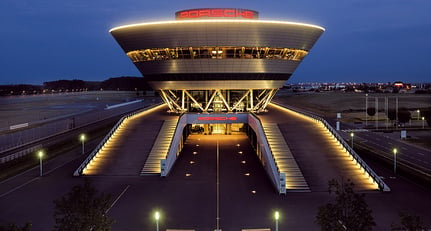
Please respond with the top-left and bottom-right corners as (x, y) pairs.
(0, 154), (84, 198)
(0, 178), (39, 198)
(107, 185), (130, 213)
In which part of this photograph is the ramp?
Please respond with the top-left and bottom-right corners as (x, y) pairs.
(140, 119), (178, 175)
(78, 105), (173, 176)
(259, 104), (380, 192)
(263, 123), (310, 192)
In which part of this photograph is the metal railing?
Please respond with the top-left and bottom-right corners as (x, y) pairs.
(271, 102), (390, 192)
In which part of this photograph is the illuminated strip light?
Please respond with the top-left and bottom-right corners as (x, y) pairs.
(109, 20), (325, 33)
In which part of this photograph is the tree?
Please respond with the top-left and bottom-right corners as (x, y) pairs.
(367, 107), (376, 116)
(423, 108), (431, 127)
(387, 109), (396, 121)
(53, 179), (114, 231)
(0, 223), (32, 231)
(397, 108), (411, 124)
(391, 211), (429, 230)
(316, 178), (375, 231)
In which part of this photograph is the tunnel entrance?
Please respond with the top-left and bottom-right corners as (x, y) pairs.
(189, 123), (246, 135)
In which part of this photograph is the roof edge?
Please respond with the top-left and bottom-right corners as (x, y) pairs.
(109, 20), (325, 33)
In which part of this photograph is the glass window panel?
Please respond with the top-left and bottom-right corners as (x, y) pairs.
(126, 47), (308, 62)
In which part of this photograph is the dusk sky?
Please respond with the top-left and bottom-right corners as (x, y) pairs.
(1, 0), (430, 85)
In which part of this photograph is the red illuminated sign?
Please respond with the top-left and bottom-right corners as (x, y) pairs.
(176, 8), (258, 20)
(197, 117), (238, 121)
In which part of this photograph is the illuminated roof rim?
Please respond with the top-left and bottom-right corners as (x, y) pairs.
(109, 20), (325, 33)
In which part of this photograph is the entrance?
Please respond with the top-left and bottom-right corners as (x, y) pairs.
(189, 123), (245, 135)
(212, 124), (225, 134)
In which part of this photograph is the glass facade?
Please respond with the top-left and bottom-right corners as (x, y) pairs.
(127, 47), (308, 62)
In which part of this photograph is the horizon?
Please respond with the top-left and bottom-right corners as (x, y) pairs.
(1, 0), (430, 84)
(2, 77), (430, 87)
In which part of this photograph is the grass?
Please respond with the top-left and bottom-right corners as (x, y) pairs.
(0, 91), (144, 128)
(274, 90), (431, 118)
(273, 90), (431, 150)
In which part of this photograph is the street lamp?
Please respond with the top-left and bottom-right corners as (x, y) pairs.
(417, 109), (420, 120)
(274, 211), (280, 231)
(38, 151), (44, 177)
(365, 94), (368, 126)
(350, 132), (354, 149)
(393, 148), (397, 175)
(422, 117), (425, 129)
(80, 134), (86, 155)
(154, 211), (160, 231)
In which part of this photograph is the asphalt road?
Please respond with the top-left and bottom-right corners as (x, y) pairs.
(338, 124), (431, 176)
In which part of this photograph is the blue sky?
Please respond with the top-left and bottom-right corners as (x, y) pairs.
(1, 0), (430, 84)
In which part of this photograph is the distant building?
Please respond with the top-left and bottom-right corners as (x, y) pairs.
(393, 81), (404, 88)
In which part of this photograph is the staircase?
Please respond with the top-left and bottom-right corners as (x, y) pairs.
(263, 123), (310, 192)
(140, 119), (178, 175)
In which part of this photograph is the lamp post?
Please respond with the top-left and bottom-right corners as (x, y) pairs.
(80, 134), (86, 155)
(154, 211), (160, 231)
(38, 151), (44, 177)
(274, 211), (280, 231)
(365, 94), (368, 126)
(393, 148), (397, 175)
(417, 109), (420, 120)
(422, 117), (425, 129)
(350, 132), (354, 149)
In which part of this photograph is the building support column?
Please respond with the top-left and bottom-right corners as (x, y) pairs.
(204, 124), (209, 135)
(226, 124), (232, 135)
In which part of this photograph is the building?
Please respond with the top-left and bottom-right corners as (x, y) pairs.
(110, 8), (324, 113)
(76, 9), (389, 195)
